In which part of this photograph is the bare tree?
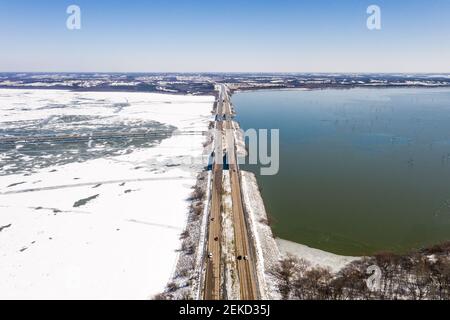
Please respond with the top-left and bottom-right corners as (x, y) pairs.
(403, 254), (430, 299)
(271, 255), (309, 299)
(428, 256), (450, 300)
(297, 267), (333, 300)
(337, 260), (373, 300)
(273, 242), (450, 300)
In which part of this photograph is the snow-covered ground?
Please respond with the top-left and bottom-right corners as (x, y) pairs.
(276, 238), (359, 273)
(0, 89), (214, 299)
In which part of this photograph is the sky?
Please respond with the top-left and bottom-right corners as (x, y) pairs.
(0, 0), (449, 73)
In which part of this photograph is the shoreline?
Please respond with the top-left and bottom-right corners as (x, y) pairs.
(165, 85), (450, 300)
(227, 88), (361, 288)
(239, 170), (358, 279)
(276, 238), (359, 273)
(229, 86), (450, 259)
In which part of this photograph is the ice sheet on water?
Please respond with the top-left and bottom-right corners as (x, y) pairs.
(0, 90), (181, 175)
(0, 115), (175, 175)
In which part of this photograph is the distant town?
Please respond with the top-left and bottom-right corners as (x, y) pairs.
(1, 73), (450, 95)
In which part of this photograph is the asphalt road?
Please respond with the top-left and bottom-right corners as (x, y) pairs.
(203, 86), (224, 300)
(203, 84), (259, 300)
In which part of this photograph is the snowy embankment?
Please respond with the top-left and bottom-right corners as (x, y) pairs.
(276, 239), (359, 274)
(0, 89), (214, 299)
(240, 171), (281, 300)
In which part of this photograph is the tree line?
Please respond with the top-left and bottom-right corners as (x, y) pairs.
(271, 242), (450, 300)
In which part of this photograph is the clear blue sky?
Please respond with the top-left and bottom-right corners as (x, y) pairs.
(0, 0), (449, 73)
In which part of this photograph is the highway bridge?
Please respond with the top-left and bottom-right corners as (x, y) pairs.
(203, 84), (259, 300)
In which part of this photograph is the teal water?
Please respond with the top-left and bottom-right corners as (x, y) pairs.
(233, 88), (450, 256)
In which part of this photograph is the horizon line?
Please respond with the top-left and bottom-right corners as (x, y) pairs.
(2, 71), (450, 75)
